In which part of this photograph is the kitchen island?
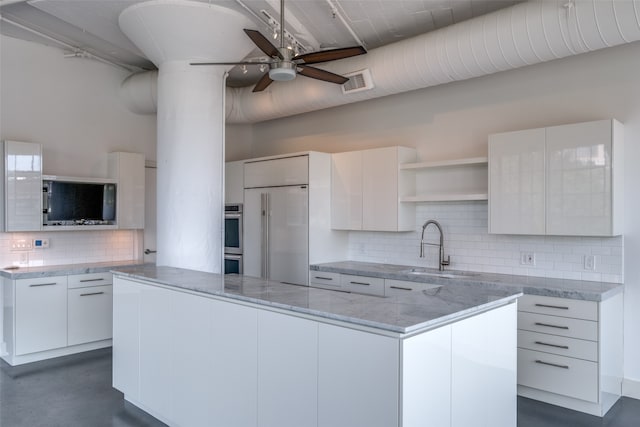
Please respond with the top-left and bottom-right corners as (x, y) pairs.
(111, 265), (521, 427)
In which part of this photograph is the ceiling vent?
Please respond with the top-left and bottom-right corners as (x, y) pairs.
(341, 69), (374, 94)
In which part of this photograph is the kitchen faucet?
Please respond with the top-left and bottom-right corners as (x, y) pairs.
(420, 220), (450, 271)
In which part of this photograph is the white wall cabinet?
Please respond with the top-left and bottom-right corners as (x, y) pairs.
(15, 276), (67, 355)
(517, 293), (623, 416)
(225, 160), (244, 204)
(108, 151), (145, 229)
(2, 272), (114, 366)
(331, 146), (416, 232)
(489, 119), (623, 236)
(2, 140), (43, 232)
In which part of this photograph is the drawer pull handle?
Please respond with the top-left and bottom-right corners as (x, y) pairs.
(535, 360), (569, 369)
(29, 282), (57, 287)
(80, 278), (105, 283)
(534, 341), (569, 350)
(80, 291), (105, 297)
(535, 303), (569, 310)
(390, 286), (412, 291)
(314, 276), (333, 281)
(350, 281), (370, 286)
(534, 322), (569, 330)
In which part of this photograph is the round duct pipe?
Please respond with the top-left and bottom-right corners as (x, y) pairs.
(120, 0), (640, 124)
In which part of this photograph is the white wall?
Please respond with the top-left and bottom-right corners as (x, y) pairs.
(0, 35), (156, 265)
(233, 41), (640, 392)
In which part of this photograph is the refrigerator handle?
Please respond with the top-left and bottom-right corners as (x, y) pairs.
(261, 193), (270, 279)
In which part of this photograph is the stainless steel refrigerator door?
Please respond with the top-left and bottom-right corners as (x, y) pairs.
(243, 186), (309, 286)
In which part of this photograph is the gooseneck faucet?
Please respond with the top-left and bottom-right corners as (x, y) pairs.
(420, 220), (450, 271)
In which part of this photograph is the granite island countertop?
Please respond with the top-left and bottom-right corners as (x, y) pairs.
(310, 261), (623, 302)
(0, 260), (144, 280)
(112, 264), (521, 335)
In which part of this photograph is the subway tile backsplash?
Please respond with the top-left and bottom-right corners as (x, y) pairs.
(348, 201), (623, 283)
(0, 230), (140, 268)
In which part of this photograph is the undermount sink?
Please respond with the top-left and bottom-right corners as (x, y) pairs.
(402, 268), (479, 279)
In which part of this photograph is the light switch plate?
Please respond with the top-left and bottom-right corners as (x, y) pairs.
(520, 252), (536, 266)
(11, 239), (33, 251)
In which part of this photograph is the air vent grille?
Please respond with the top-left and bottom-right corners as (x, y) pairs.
(341, 69), (374, 94)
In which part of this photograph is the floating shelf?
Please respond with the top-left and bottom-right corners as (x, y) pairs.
(399, 156), (488, 203)
(400, 156), (488, 170)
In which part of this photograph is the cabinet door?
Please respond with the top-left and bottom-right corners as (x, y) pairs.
(108, 152), (145, 229)
(15, 276), (67, 355)
(4, 140), (42, 231)
(257, 310), (318, 427)
(331, 151), (363, 230)
(112, 277), (141, 399)
(318, 324), (399, 427)
(67, 285), (112, 346)
(244, 155), (308, 188)
(489, 129), (545, 235)
(451, 303), (517, 427)
(225, 160), (244, 203)
(546, 120), (615, 236)
(362, 147), (399, 231)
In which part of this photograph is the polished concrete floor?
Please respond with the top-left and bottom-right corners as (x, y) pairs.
(1, 348), (639, 427)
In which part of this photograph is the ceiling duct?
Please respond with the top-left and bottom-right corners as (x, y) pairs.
(120, 0), (640, 123)
(341, 69), (374, 94)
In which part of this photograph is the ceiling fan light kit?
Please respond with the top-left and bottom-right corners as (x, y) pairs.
(190, 0), (366, 92)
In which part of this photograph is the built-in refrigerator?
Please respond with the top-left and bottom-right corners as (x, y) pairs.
(243, 156), (309, 286)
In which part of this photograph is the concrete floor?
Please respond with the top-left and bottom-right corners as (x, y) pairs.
(1, 348), (639, 427)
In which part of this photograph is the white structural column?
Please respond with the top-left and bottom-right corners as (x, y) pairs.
(156, 61), (227, 272)
(119, 0), (253, 272)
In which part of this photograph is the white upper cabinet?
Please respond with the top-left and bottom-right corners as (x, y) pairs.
(489, 119), (623, 236)
(331, 146), (416, 232)
(108, 152), (145, 229)
(489, 129), (546, 235)
(225, 160), (244, 204)
(331, 150), (363, 230)
(546, 120), (623, 236)
(2, 140), (43, 232)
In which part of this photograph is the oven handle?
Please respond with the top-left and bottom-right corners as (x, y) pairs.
(225, 254), (243, 261)
(225, 213), (243, 220)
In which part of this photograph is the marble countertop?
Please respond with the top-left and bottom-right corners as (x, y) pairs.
(0, 260), (144, 280)
(112, 264), (521, 335)
(310, 261), (623, 302)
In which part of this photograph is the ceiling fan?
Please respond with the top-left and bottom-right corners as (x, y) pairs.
(190, 0), (366, 92)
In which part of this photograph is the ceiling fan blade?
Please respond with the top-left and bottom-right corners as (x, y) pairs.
(253, 73), (274, 92)
(297, 65), (348, 85)
(190, 61), (269, 66)
(294, 46), (366, 64)
(244, 29), (283, 60)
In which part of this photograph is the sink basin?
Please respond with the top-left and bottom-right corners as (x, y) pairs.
(402, 268), (478, 279)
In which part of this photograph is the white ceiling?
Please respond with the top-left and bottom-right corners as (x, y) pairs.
(0, 0), (523, 86)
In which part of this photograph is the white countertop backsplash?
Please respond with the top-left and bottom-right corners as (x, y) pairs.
(348, 201), (623, 283)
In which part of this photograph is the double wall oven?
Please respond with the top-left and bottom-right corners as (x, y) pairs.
(224, 204), (243, 274)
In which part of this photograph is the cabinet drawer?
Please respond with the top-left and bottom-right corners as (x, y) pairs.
(519, 294), (597, 321)
(341, 274), (385, 296)
(518, 348), (598, 403)
(517, 330), (598, 362)
(309, 271), (342, 291)
(384, 279), (441, 297)
(68, 284), (113, 346)
(68, 272), (113, 289)
(518, 312), (597, 341)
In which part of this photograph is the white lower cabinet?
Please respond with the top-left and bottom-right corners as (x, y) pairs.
(318, 324), (399, 427)
(15, 276), (67, 355)
(258, 311), (318, 427)
(112, 277), (142, 400)
(517, 293), (623, 416)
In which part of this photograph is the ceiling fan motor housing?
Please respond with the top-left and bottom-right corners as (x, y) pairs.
(269, 61), (296, 81)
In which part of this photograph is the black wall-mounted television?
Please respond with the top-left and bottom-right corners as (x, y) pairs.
(43, 180), (116, 225)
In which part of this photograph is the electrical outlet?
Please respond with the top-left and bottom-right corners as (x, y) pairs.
(584, 255), (596, 271)
(520, 252), (536, 266)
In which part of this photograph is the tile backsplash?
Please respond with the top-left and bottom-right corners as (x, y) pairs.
(0, 230), (141, 268)
(348, 201), (623, 283)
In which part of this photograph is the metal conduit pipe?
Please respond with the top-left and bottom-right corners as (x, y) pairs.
(119, 0), (640, 123)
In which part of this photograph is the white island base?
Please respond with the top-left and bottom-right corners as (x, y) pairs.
(113, 275), (517, 427)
